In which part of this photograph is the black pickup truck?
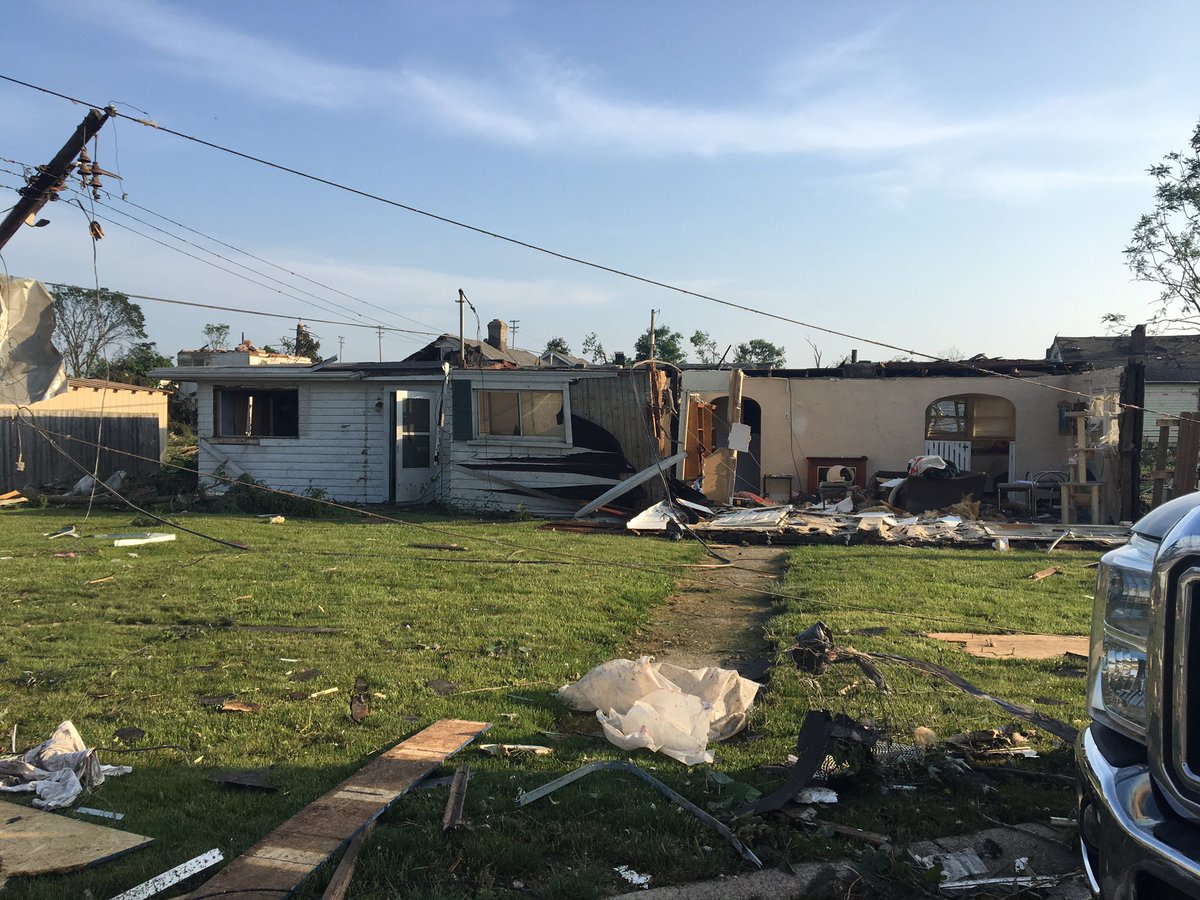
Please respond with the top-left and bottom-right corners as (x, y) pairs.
(1079, 491), (1200, 897)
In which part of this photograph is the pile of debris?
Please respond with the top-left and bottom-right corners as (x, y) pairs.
(621, 498), (1128, 549)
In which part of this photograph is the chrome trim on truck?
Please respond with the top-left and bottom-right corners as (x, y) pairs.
(1148, 512), (1200, 820)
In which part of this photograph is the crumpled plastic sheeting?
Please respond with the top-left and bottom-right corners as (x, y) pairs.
(558, 657), (760, 765)
(0, 721), (131, 809)
(0, 275), (68, 406)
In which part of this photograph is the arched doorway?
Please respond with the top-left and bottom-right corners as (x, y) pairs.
(925, 393), (1016, 488)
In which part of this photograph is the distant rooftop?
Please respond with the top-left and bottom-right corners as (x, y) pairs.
(1049, 334), (1200, 382)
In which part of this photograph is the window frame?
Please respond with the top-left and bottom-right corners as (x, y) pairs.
(471, 386), (571, 445)
(212, 385), (301, 441)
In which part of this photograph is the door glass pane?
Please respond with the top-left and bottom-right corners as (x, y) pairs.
(401, 397), (430, 434)
(402, 433), (431, 468)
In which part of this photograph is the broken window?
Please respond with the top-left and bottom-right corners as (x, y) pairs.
(214, 388), (299, 437)
(477, 390), (565, 439)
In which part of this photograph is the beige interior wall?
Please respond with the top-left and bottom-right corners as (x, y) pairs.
(679, 367), (1125, 492)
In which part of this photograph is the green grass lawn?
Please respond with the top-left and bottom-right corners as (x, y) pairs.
(0, 508), (1098, 898)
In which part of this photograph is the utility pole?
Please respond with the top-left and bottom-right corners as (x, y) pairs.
(648, 309), (657, 361)
(0, 106), (115, 251)
(376, 326), (384, 362)
(337, 335), (345, 361)
(456, 289), (467, 368)
(508, 319), (520, 348)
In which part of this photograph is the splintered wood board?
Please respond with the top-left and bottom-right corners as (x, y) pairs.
(926, 632), (1090, 660)
(182, 719), (489, 900)
(0, 799), (153, 880)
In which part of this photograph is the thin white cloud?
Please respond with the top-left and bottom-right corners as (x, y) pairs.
(87, 0), (1016, 157)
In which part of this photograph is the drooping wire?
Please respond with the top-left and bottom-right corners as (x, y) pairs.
(0, 75), (1174, 422)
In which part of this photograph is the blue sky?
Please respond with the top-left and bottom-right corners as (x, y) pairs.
(2, 1), (1198, 365)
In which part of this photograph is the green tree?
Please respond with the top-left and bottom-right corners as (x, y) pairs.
(733, 338), (786, 367)
(279, 323), (322, 362)
(86, 341), (173, 386)
(581, 331), (607, 363)
(1126, 119), (1200, 328)
(690, 330), (721, 364)
(544, 336), (571, 356)
(634, 324), (687, 364)
(202, 323), (231, 351)
(48, 283), (149, 377)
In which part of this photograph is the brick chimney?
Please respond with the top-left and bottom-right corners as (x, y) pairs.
(486, 319), (507, 352)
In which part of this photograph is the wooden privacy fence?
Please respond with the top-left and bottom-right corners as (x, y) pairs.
(0, 413), (161, 490)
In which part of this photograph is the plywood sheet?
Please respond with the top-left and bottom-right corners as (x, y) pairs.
(0, 799), (152, 880)
(182, 719), (488, 900)
(926, 633), (1090, 660)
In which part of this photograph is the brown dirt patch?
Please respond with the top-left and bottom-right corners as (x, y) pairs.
(625, 544), (788, 676)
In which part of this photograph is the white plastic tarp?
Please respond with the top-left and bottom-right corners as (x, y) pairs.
(558, 657), (759, 764)
(0, 275), (67, 407)
(0, 720), (131, 809)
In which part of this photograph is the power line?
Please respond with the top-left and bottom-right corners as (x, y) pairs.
(88, 195), (403, 329)
(108, 191), (439, 332)
(0, 74), (1171, 418)
(0, 175), (435, 343)
(1, 163), (438, 339)
(123, 292), (434, 337)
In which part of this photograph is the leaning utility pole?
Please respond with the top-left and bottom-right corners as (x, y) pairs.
(0, 106), (115, 251)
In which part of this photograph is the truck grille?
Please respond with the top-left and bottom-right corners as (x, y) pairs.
(1168, 572), (1200, 801)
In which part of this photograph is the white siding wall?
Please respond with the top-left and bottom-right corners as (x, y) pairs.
(196, 380), (394, 502)
(190, 371), (625, 514)
(1145, 384), (1200, 445)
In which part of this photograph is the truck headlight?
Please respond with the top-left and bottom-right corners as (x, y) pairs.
(1102, 565), (1152, 638)
(1097, 638), (1147, 729)
(1088, 537), (1154, 741)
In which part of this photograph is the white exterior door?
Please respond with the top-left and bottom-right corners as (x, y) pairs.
(395, 391), (435, 502)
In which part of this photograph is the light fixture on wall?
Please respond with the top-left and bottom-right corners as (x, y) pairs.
(374, 400), (384, 413)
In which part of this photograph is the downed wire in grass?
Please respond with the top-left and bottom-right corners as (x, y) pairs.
(516, 759), (762, 867)
(865, 652), (1078, 743)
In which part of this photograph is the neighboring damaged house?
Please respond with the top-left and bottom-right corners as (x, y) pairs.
(0, 378), (170, 489)
(677, 357), (1124, 518)
(1, 275), (168, 490)
(1048, 331), (1200, 443)
(150, 336), (671, 514)
(405, 320), (542, 369)
(175, 339), (311, 399)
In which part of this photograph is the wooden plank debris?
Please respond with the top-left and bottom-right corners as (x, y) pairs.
(1028, 566), (1063, 581)
(925, 633), (1090, 660)
(181, 719), (489, 900)
(441, 763), (470, 831)
(319, 823), (374, 900)
(0, 798), (152, 884)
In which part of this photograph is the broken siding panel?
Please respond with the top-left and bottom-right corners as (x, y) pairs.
(446, 440), (603, 514)
(568, 372), (666, 472)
